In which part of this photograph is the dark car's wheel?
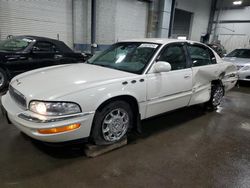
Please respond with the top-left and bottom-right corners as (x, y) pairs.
(206, 82), (224, 110)
(91, 100), (133, 145)
(0, 68), (8, 91)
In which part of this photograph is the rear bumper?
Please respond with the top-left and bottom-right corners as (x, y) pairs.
(1, 92), (95, 143)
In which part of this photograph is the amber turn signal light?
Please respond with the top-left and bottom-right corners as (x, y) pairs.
(38, 123), (81, 134)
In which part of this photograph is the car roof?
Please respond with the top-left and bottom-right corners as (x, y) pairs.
(13, 35), (73, 53)
(120, 38), (201, 45)
(14, 35), (61, 43)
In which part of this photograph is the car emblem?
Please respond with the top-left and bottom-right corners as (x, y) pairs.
(16, 79), (21, 86)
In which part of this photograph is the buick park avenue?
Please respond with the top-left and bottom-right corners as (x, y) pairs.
(1, 39), (238, 145)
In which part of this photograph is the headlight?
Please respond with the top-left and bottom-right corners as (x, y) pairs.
(242, 66), (250, 71)
(29, 101), (81, 116)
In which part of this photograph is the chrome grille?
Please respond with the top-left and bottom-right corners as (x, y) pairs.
(9, 85), (27, 109)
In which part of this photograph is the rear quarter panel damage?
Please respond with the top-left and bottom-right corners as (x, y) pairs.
(189, 61), (237, 106)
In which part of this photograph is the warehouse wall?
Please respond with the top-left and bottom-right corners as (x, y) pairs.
(73, 0), (149, 52)
(213, 7), (250, 52)
(175, 0), (212, 41)
(73, 0), (90, 46)
(0, 0), (73, 47)
(96, 0), (117, 46)
(157, 0), (172, 38)
(116, 0), (148, 41)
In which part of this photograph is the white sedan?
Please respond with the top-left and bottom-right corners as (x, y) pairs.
(223, 48), (250, 81)
(1, 39), (238, 145)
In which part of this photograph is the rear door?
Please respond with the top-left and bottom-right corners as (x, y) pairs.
(187, 43), (219, 105)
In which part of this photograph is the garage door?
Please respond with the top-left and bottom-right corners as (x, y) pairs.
(172, 9), (193, 39)
(116, 0), (148, 41)
(0, 0), (73, 47)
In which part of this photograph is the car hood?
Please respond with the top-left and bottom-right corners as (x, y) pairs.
(223, 57), (250, 65)
(10, 63), (136, 100)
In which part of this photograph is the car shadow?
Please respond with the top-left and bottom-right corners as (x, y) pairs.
(27, 105), (206, 159)
(238, 81), (250, 87)
(129, 105), (206, 143)
(232, 81), (250, 94)
(26, 134), (87, 159)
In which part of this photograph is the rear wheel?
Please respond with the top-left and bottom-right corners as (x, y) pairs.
(0, 68), (8, 92)
(206, 82), (224, 110)
(91, 100), (133, 145)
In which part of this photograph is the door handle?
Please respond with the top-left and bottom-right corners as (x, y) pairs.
(54, 54), (63, 59)
(19, 56), (27, 60)
(184, 75), (191, 79)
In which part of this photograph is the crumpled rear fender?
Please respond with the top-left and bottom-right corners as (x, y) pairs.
(189, 62), (237, 106)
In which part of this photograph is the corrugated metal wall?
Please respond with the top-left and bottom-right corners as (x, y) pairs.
(73, 0), (90, 45)
(0, 0), (73, 47)
(73, 0), (149, 52)
(218, 34), (250, 53)
(213, 8), (250, 52)
(116, 0), (148, 41)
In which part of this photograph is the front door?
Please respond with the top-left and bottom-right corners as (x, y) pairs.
(29, 41), (61, 70)
(146, 43), (193, 118)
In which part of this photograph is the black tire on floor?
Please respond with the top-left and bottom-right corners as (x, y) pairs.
(91, 100), (133, 145)
(206, 82), (224, 110)
(0, 68), (8, 92)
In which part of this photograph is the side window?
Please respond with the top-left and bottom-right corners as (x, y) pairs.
(188, 45), (216, 67)
(158, 44), (187, 71)
(33, 42), (58, 53)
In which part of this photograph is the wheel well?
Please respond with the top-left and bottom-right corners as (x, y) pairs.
(0, 65), (6, 72)
(211, 79), (223, 86)
(211, 79), (225, 95)
(95, 95), (140, 130)
(0, 65), (10, 79)
(96, 95), (139, 115)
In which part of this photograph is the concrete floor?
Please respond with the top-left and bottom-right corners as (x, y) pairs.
(0, 84), (249, 188)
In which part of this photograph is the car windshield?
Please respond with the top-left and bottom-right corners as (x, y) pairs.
(0, 38), (32, 51)
(226, 49), (250, 59)
(87, 42), (160, 74)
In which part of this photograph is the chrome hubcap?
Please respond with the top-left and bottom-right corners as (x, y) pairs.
(102, 108), (129, 142)
(0, 72), (4, 87)
(212, 86), (224, 106)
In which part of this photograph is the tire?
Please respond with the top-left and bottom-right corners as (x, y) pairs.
(0, 68), (8, 92)
(206, 82), (224, 110)
(91, 100), (133, 145)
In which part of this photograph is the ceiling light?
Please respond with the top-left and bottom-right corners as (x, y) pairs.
(233, 1), (242, 5)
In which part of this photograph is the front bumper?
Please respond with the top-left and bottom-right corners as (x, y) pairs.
(1, 92), (95, 143)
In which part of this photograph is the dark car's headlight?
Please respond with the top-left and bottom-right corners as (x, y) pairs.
(29, 101), (81, 116)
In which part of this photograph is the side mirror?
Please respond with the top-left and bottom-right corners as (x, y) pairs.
(153, 61), (171, 73)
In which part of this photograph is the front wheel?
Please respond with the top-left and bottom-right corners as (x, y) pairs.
(91, 101), (133, 145)
(206, 82), (224, 110)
